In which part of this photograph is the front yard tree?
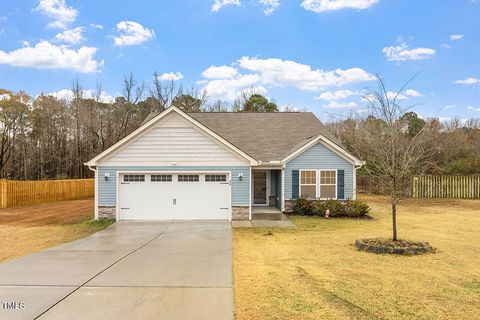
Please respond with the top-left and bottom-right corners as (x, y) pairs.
(357, 76), (440, 241)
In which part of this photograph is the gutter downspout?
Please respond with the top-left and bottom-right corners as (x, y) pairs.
(353, 162), (365, 200)
(87, 165), (98, 220)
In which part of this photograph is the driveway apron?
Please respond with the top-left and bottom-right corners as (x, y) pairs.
(0, 221), (233, 320)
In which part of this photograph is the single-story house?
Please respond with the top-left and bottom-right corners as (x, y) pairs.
(85, 106), (364, 221)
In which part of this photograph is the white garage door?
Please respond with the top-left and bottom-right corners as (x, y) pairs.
(118, 173), (231, 220)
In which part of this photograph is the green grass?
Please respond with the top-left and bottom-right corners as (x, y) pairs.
(233, 195), (480, 320)
(81, 218), (116, 230)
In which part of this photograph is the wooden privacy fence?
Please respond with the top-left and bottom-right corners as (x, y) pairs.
(0, 179), (94, 208)
(412, 175), (480, 199)
(357, 175), (480, 199)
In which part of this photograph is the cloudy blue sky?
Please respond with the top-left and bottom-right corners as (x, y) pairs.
(0, 0), (479, 120)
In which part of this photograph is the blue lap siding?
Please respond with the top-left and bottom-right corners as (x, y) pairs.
(97, 166), (250, 206)
(284, 143), (355, 200)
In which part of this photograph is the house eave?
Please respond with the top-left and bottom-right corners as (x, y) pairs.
(280, 134), (364, 166)
(85, 106), (259, 167)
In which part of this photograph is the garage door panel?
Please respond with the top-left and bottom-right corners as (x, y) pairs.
(118, 173), (231, 220)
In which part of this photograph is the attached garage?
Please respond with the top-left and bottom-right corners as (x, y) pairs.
(118, 172), (231, 220)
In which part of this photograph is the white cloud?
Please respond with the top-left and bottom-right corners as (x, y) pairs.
(202, 65), (238, 79)
(443, 105), (455, 109)
(54, 27), (84, 44)
(383, 40), (436, 62)
(211, 0), (241, 12)
(212, 0), (279, 15)
(35, 0), (78, 29)
(315, 89), (356, 101)
(405, 89), (422, 97)
(362, 90), (419, 102)
(43, 88), (115, 103)
(260, 0), (281, 15)
(202, 74), (265, 101)
(200, 56), (373, 101)
(301, 0), (379, 13)
(156, 72), (184, 81)
(467, 106), (480, 112)
(113, 21), (155, 46)
(0, 41), (101, 73)
(90, 23), (103, 30)
(386, 91), (407, 100)
(441, 43), (451, 49)
(454, 77), (480, 85)
(238, 56), (374, 90)
(449, 34), (464, 41)
(322, 101), (358, 109)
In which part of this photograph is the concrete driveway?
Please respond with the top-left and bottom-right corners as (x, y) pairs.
(0, 221), (233, 320)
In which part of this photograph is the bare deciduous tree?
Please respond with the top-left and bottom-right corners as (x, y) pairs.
(356, 76), (441, 241)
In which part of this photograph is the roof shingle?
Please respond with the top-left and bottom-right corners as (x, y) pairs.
(143, 110), (343, 161)
(187, 112), (343, 161)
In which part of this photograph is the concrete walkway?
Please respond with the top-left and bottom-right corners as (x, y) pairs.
(0, 221), (233, 320)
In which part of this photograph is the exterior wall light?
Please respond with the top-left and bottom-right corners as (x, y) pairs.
(104, 173), (110, 181)
(238, 173), (243, 181)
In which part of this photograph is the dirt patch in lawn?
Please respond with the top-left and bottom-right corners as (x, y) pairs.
(0, 199), (113, 263)
(233, 195), (480, 320)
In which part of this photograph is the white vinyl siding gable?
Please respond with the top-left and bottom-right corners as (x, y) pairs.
(100, 112), (247, 166)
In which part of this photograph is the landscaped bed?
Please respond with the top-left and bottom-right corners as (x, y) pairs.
(233, 195), (480, 320)
(355, 238), (434, 255)
(0, 199), (114, 263)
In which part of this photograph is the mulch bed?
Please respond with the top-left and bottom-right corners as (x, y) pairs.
(355, 238), (434, 255)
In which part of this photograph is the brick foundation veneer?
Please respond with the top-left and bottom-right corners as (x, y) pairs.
(232, 206), (250, 220)
(283, 200), (294, 213)
(98, 206), (116, 219)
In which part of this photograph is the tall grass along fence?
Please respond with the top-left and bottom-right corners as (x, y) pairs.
(0, 179), (94, 208)
(357, 175), (480, 199)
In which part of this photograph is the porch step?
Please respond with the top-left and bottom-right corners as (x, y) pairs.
(252, 213), (290, 221)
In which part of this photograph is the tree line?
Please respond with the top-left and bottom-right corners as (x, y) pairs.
(329, 111), (480, 176)
(0, 73), (478, 180)
(0, 74), (282, 180)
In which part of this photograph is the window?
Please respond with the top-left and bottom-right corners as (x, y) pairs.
(151, 174), (172, 182)
(123, 174), (145, 182)
(178, 174), (199, 182)
(320, 170), (336, 199)
(300, 170), (317, 198)
(205, 174), (227, 182)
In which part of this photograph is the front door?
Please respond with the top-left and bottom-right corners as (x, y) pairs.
(253, 171), (268, 205)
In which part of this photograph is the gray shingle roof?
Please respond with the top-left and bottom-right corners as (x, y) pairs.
(143, 111), (344, 162)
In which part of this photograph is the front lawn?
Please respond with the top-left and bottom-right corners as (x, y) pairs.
(0, 199), (114, 263)
(233, 195), (480, 320)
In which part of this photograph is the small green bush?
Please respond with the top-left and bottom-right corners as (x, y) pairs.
(312, 201), (326, 216)
(291, 197), (315, 215)
(291, 198), (370, 218)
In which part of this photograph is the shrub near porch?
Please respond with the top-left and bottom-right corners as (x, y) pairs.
(291, 198), (371, 218)
(233, 195), (480, 320)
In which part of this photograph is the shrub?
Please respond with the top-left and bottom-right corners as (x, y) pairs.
(290, 198), (370, 218)
(348, 200), (371, 217)
(312, 201), (326, 216)
(291, 197), (315, 216)
(324, 199), (346, 217)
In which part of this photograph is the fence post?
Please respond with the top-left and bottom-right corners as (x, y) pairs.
(0, 180), (5, 208)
